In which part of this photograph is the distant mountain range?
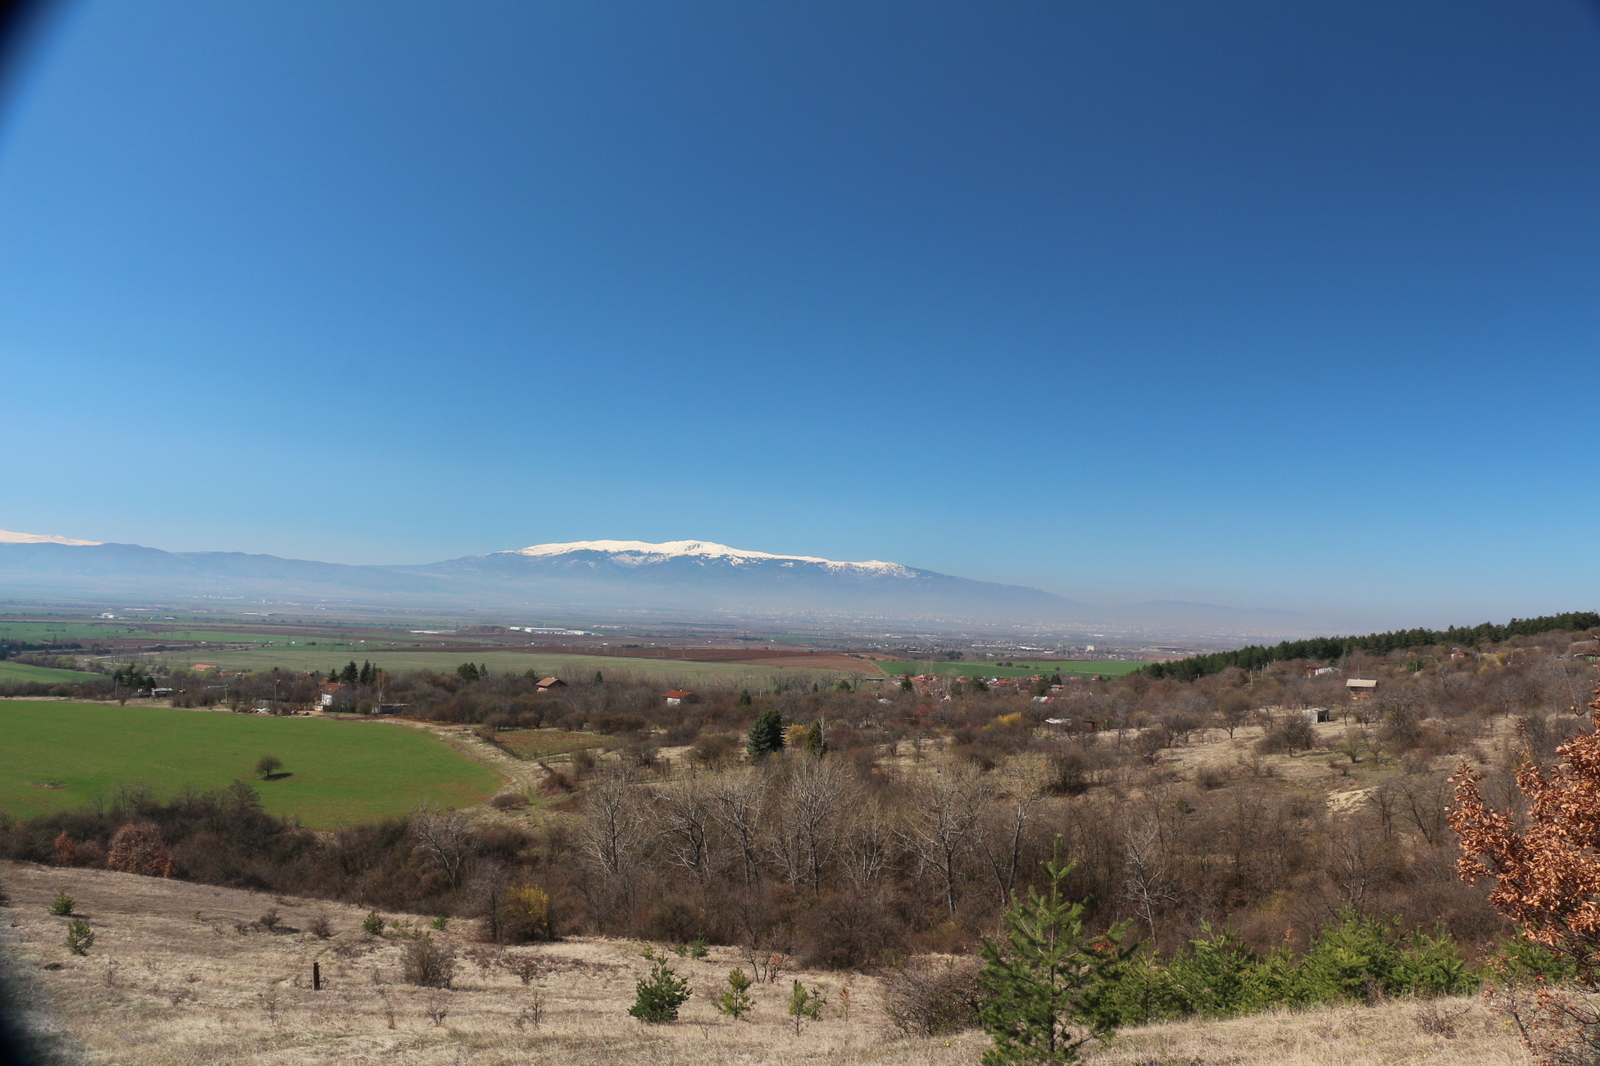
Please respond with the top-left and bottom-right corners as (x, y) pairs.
(0, 531), (1325, 635)
(0, 533), (1099, 624)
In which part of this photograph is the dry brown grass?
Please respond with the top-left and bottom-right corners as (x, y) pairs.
(0, 861), (1530, 1065)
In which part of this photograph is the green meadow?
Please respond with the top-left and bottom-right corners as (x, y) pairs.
(875, 659), (1146, 679)
(0, 700), (501, 829)
(0, 661), (105, 685)
(142, 647), (867, 688)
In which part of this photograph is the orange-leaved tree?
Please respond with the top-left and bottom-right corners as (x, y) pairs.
(1450, 681), (1600, 1061)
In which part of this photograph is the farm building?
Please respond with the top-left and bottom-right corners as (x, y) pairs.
(664, 689), (698, 706)
(535, 677), (567, 693)
(1346, 678), (1377, 700)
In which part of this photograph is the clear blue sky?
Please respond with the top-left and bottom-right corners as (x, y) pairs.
(2, 1), (1598, 629)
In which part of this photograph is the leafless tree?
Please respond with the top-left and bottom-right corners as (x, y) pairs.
(1120, 810), (1177, 941)
(577, 767), (649, 903)
(900, 763), (992, 914)
(767, 756), (851, 893)
(839, 794), (894, 895)
(978, 757), (1046, 904)
(412, 802), (474, 890)
(651, 775), (713, 880)
(709, 766), (768, 886)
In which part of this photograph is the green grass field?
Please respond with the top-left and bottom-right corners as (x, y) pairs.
(0, 700), (501, 829)
(875, 659), (1147, 679)
(140, 647), (865, 688)
(0, 661), (106, 684)
(494, 729), (607, 760)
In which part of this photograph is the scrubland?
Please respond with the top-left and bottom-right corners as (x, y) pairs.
(0, 861), (1528, 1065)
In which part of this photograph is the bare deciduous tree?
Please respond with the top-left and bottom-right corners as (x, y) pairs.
(901, 763), (992, 914)
(412, 802), (474, 890)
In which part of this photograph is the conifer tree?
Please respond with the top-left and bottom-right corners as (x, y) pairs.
(977, 851), (1131, 1064)
(747, 709), (785, 758)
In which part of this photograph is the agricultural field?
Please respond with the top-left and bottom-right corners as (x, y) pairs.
(139, 647), (868, 689)
(0, 660), (104, 685)
(492, 729), (607, 761)
(874, 659), (1146, 679)
(0, 700), (500, 828)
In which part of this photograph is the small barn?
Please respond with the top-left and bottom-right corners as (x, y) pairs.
(536, 677), (568, 693)
(664, 689), (698, 706)
(1346, 678), (1377, 700)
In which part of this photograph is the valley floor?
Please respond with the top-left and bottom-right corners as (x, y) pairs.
(0, 862), (1530, 1066)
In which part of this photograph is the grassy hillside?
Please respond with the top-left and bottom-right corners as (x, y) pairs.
(0, 700), (500, 827)
(0, 860), (1527, 1066)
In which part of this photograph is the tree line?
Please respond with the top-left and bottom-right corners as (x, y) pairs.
(1140, 610), (1600, 681)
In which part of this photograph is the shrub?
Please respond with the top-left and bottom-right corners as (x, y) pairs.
(630, 961), (691, 1023)
(49, 891), (75, 917)
(65, 919), (94, 956)
(107, 822), (175, 878)
(495, 884), (554, 943)
(256, 754), (283, 779)
(362, 910), (384, 936)
(713, 967), (754, 1020)
(884, 957), (981, 1036)
(308, 912), (333, 939)
(402, 935), (456, 988)
(490, 792), (529, 811)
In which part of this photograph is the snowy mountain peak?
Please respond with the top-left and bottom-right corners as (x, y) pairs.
(0, 529), (101, 546)
(499, 539), (916, 577)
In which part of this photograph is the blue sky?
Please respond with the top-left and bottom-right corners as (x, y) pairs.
(2, 1), (1599, 628)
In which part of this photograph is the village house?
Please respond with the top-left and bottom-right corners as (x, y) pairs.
(1346, 678), (1378, 700)
(664, 689), (698, 706)
(535, 677), (567, 693)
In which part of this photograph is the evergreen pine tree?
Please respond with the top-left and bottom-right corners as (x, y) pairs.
(977, 851), (1131, 1064)
(747, 709), (785, 758)
(738, 688), (753, 707)
(629, 961), (691, 1023)
(713, 967), (754, 1020)
(359, 660), (374, 686)
(341, 661), (359, 684)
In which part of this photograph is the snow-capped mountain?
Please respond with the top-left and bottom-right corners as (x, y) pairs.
(412, 539), (1083, 618)
(0, 533), (1089, 622)
(498, 539), (916, 577)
